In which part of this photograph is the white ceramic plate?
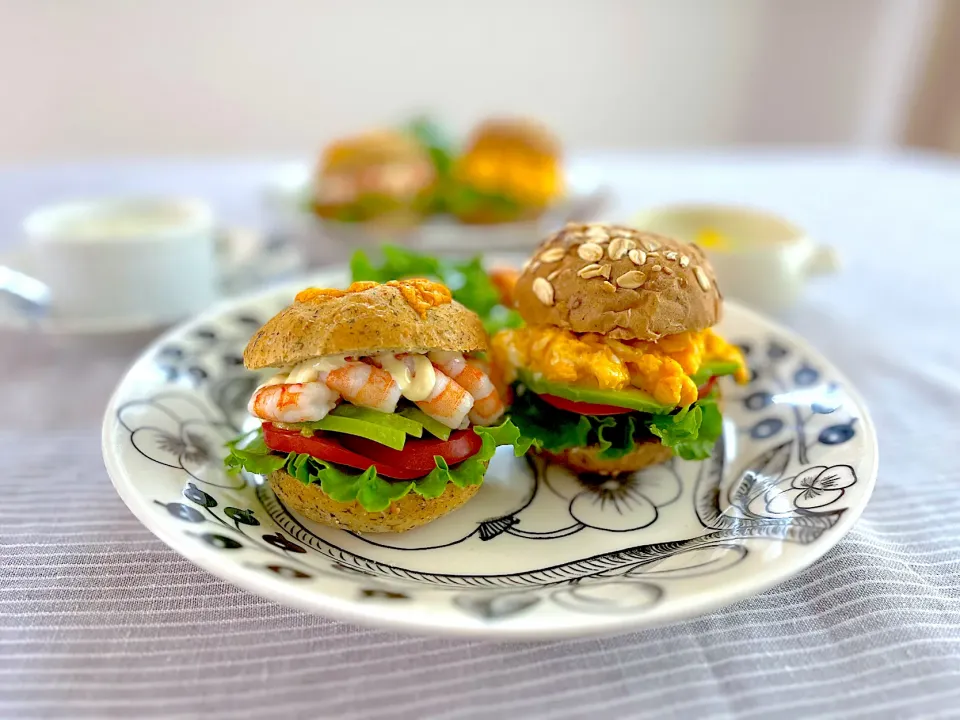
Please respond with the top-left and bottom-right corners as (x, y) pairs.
(102, 266), (878, 640)
(263, 163), (609, 265)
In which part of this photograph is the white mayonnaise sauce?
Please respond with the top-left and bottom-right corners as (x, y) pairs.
(376, 353), (436, 402)
(286, 355), (348, 384)
(257, 355), (348, 389)
(255, 353), (436, 406)
(261, 372), (289, 387)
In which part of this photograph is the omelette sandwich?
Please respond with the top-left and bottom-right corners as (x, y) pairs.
(492, 223), (747, 475)
(225, 279), (528, 533)
(451, 117), (564, 224)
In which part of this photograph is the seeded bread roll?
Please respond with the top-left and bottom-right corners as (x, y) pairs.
(320, 129), (430, 172)
(268, 468), (483, 533)
(244, 281), (487, 370)
(539, 439), (674, 476)
(513, 223), (722, 341)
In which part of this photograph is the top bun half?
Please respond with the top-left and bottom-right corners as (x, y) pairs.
(513, 223), (722, 341)
(243, 280), (487, 369)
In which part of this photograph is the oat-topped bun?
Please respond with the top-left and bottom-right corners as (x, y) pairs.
(244, 280), (487, 370)
(268, 468), (482, 533)
(513, 223), (722, 341)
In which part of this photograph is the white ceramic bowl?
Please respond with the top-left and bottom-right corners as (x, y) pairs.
(633, 204), (840, 314)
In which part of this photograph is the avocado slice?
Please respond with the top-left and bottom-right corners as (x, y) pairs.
(329, 404), (423, 437)
(301, 415), (408, 451)
(690, 360), (741, 386)
(398, 407), (452, 440)
(281, 404), (443, 450)
(517, 369), (674, 415)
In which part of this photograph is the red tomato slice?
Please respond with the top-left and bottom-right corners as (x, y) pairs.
(261, 423), (482, 480)
(698, 376), (718, 399)
(538, 394), (633, 415)
(341, 430), (483, 474)
(263, 423), (422, 479)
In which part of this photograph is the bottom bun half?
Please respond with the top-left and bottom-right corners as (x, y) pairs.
(268, 468), (483, 534)
(539, 439), (673, 476)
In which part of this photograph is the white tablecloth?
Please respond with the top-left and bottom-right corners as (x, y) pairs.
(2, 151), (959, 719)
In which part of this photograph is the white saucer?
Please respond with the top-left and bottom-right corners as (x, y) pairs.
(0, 229), (302, 337)
(102, 264), (878, 640)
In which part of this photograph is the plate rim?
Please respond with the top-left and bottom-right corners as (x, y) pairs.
(101, 265), (879, 640)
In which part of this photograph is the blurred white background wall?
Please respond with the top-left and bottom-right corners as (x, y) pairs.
(0, 0), (940, 161)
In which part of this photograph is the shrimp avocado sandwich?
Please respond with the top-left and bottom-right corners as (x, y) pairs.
(492, 223), (747, 476)
(225, 279), (530, 533)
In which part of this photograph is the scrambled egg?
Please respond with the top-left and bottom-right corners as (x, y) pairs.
(491, 326), (747, 408)
(454, 122), (563, 209)
(456, 152), (563, 208)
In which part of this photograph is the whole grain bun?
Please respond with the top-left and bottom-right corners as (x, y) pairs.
(539, 439), (673, 476)
(244, 281), (487, 370)
(268, 468), (482, 533)
(319, 128), (433, 173)
(513, 223), (722, 341)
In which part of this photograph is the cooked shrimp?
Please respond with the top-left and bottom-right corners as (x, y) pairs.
(324, 362), (401, 413)
(416, 369), (474, 430)
(249, 382), (339, 424)
(429, 352), (505, 426)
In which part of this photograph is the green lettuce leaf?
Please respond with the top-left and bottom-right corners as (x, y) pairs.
(508, 389), (595, 452)
(412, 458), (454, 499)
(348, 250), (381, 284)
(223, 419), (531, 513)
(474, 417), (539, 457)
(327, 193), (408, 223)
(351, 245), (442, 283)
(509, 388), (646, 457)
(443, 185), (524, 222)
(446, 255), (502, 319)
(224, 433), (287, 475)
(405, 116), (456, 181)
(349, 245), (522, 334)
(484, 304), (525, 334)
(509, 386), (722, 462)
(649, 395), (723, 460)
(594, 414), (645, 460)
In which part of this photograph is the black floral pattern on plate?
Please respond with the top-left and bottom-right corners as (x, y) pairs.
(123, 325), (864, 620)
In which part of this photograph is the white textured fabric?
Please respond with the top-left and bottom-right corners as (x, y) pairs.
(2, 152), (959, 719)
